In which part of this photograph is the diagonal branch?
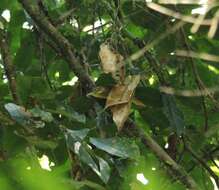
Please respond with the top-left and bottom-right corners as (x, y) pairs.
(185, 143), (219, 188)
(127, 21), (185, 63)
(18, 0), (94, 91)
(127, 124), (200, 190)
(0, 30), (21, 104)
(147, 2), (212, 26)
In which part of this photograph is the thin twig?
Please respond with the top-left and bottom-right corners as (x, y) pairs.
(201, 149), (219, 169)
(37, 33), (54, 90)
(127, 21), (185, 63)
(175, 50), (219, 62)
(147, 2), (212, 25)
(208, 10), (219, 38)
(180, 28), (217, 130)
(159, 86), (219, 97)
(158, 0), (215, 4)
(191, 4), (214, 34)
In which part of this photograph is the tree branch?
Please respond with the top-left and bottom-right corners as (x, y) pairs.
(124, 123), (199, 190)
(0, 30), (21, 104)
(18, 0), (94, 91)
(137, 128), (199, 189)
(185, 144), (219, 188)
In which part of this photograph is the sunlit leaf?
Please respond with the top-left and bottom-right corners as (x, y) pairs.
(78, 145), (99, 172)
(96, 156), (111, 184)
(125, 23), (147, 39)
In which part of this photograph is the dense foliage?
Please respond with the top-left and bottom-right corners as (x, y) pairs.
(0, 0), (219, 190)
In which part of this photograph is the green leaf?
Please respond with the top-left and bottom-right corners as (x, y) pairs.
(55, 86), (73, 100)
(30, 107), (53, 122)
(48, 106), (86, 123)
(4, 103), (32, 125)
(15, 133), (58, 149)
(176, 96), (202, 111)
(69, 110), (86, 123)
(125, 23), (147, 39)
(122, 1), (162, 31)
(71, 96), (93, 113)
(191, 167), (214, 190)
(96, 73), (116, 87)
(17, 75), (32, 103)
(162, 94), (185, 135)
(89, 137), (140, 159)
(139, 107), (169, 129)
(96, 156), (111, 184)
(66, 179), (106, 190)
(66, 128), (90, 143)
(135, 87), (162, 107)
(4, 103), (45, 128)
(65, 124), (111, 184)
(78, 144), (110, 184)
(78, 144), (99, 171)
(8, 9), (25, 53)
(17, 76), (53, 103)
(0, 84), (9, 97)
(32, 121), (45, 128)
(48, 60), (70, 81)
(14, 32), (36, 71)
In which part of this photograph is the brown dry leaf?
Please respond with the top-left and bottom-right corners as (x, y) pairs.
(106, 75), (140, 108)
(106, 75), (140, 130)
(110, 102), (131, 131)
(105, 85), (127, 107)
(99, 43), (117, 75)
(99, 43), (124, 81)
